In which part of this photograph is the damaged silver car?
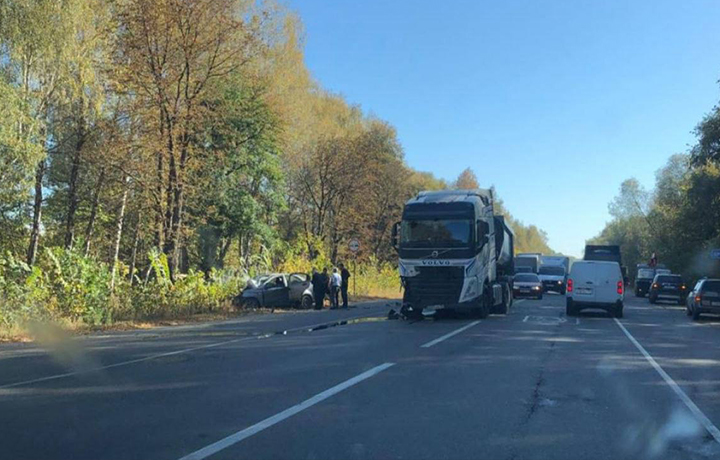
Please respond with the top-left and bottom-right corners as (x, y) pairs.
(235, 273), (314, 309)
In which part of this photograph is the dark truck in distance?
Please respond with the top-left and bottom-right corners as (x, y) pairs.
(584, 245), (627, 283)
(634, 263), (667, 297)
(392, 189), (515, 319)
(514, 254), (539, 274)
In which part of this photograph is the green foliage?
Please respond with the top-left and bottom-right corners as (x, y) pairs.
(0, 247), (248, 333)
(0, 251), (50, 329)
(593, 151), (720, 281)
(41, 247), (113, 325)
(0, 80), (44, 251)
(353, 257), (402, 298)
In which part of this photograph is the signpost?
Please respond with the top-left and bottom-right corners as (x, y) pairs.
(349, 239), (360, 297)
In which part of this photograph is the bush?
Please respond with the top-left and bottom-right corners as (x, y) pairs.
(352, 257), (402, 298)
(0, 251), (51, 329)
(1, 241), (398, 338)
(41, 247), (114, 325)
(129, 251), (247, 320)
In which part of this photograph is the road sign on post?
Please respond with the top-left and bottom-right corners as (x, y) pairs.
(710, 249), (720, 260)
(349, 239), (360, 298)
(349, 239), (360, 253)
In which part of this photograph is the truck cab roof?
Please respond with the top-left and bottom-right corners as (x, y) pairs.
(412, 189), (493, 206)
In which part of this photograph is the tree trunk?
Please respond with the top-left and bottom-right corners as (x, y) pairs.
(128, 209), (142, 285)
(26, 159), (45, 265)
(168, 181), (184, 278)
(83, 167), (106, 256)
(64, 127), (85, 249)
(218, 237), (232, 268)
(154, 150), (164, 249)
(110, 178), (130, 291)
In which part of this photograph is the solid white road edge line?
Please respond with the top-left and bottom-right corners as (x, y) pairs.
(0, 312), (381, 389)
(177, 363), (396, 460)
(614, 318), (720, 444)
(420, 320), (481, 348)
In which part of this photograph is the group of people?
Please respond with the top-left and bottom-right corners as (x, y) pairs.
(311, 264), (351, 310)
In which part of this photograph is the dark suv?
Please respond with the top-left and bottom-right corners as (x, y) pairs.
(648, 274), (687, 305)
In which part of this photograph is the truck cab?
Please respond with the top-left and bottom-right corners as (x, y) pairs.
(392, 189), (514, 319)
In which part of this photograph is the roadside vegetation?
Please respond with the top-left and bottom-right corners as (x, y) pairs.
(590, 100), (720, 282)
(0, 0), (553, 338)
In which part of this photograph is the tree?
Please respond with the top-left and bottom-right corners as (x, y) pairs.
(191, 78), (284, 273)
(113, 0), (258, 278)
(454, 167), (479, 189)
(0, 80), (43, 253)
(0, 0), (82, 264)
(692, 105), (720, 165)
(608, 178), (651, 220)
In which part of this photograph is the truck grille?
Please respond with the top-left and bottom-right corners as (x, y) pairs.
(405, 266), (465, 305)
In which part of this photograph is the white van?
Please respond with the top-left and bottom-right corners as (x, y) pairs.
(566, 261), (624, 318)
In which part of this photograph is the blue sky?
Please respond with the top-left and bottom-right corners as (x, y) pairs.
(284, 0), (720, 257)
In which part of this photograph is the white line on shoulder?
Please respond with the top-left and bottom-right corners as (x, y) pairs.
(614, 318), (720, 444)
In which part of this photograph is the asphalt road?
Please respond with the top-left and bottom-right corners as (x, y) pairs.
(1, 295), (720, 460)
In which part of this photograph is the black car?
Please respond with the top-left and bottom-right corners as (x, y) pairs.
(648, 274), (687, 305)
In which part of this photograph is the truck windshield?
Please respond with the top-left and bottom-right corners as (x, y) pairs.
(400, 219), (472, 247)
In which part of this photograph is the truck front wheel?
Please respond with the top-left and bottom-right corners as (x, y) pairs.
(477, 286), (491, 319)
(495, 284), (510, 315)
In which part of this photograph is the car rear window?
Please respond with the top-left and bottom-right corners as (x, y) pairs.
(515, 274), (539, 282)
(637, 268), (655, 279)
(701, 281), (720, 294)
(656, 275), (682, 283)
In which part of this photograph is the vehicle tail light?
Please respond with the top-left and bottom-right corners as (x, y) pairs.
(652, 283), (659, 289)
(617, 280), (623, 295)
(695, 295), (701, 303)
(567, 278), (573, 293)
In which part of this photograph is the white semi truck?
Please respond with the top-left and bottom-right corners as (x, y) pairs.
(391, 189), (515, 319)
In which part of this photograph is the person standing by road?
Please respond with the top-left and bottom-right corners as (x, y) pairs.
(339, 263), (351, 308)
(319, 268), (330, 309)
(311, 269), (324, 310)
(329, 267), (342, 309)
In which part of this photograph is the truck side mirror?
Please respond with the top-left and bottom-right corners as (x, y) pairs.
(391, 222), (400, 251)
(477, 220), (490, 251)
